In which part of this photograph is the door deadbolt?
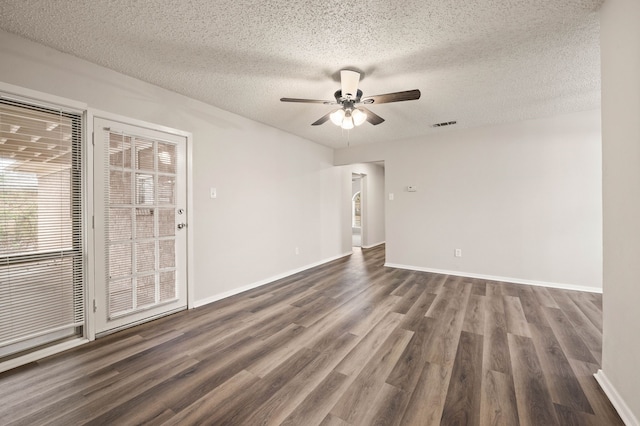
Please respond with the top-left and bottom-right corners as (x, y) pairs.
(177, 208), (184, 215)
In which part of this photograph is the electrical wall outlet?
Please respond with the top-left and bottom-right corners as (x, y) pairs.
(454, 248), (462, 257)
(295, 247), (300, 255)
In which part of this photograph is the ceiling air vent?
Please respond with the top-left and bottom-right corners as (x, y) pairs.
(432, 120), (457, 128)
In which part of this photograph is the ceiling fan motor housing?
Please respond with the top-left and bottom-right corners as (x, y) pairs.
(334, 90), (362, 104)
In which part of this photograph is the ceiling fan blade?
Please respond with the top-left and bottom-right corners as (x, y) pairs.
(361, 89), (421, 105)
(280, 97), (335, 104)
(340, 70), (360, 99)
(311, 111), (332, 126)
(359, 107), (385, 125)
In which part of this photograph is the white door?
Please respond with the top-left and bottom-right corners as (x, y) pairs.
(94, 118), (187, 335)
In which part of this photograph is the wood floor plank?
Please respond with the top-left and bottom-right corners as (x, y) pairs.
(245, 324), (315, 378)
(530, 285), (561, 308)
(479, 369), (519, 426)
(161, 369), (259, 426)
(319, 413), (352, 426)
(469, 278), (487, 296)
(398, 290), (437, 332)
(518, 285), (551, 327)
(280, 371), (348, 426)
(529, 323), (594, 413)
(503, 295), (532, 337)
(243, 332), (358, 425)
(25, 355), (199, 426)
(390, 272), (417, 297)
(0, 245), (622, 426)
(508, 333), (559, 426)
(399, 361), (451, 426)
(0, 333), (145, 402)
(424, 276), (458, 319)
(425, 273), (447, 294)
(543, 306), (598, 364)
(202, 347), (320, 425)
(440, 331), (483, 426)
(353, 382), (407, 426)
(554, 403), (601, 426)
(567, 291), (603, 331)
(462, 294), (486, 335)
(386, 316), (437, 393)
(334, 312), (403, 377)
(424, 304), (469, 368)
(329, 327), (414, 423)
(294, 295), (340, 328)
(483, 291), (512, 375)
(392, 280), (423, 314)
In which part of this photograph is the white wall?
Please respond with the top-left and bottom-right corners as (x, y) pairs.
(0, 30), (348, 305)
(346, 163), (386, 248)
(336, 110), (602, 290)
(600, 0), (640, 423)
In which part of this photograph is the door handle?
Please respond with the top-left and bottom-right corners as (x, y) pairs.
(177, 223), (187, 230)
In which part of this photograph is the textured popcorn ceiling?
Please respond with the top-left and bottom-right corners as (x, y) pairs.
(0, 1), (602, 148)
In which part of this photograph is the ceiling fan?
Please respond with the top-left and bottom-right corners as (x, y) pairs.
(280, 70), (421, 130)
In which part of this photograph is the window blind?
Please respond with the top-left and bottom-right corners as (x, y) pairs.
(0, 96), (84, 357)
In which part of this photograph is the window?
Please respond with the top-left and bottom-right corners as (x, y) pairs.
(0, 96), (84, 358)
(352, 191), (361, 228)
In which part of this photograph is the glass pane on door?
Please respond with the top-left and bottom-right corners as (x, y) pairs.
(107, 132), (178, 319)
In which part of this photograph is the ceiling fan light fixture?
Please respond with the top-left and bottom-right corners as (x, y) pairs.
(341, 117), (354, 130)
(330, 109), (345, 126)
(352, 108), (367, 126)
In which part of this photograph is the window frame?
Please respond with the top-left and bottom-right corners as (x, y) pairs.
(0, 81), (92, 372)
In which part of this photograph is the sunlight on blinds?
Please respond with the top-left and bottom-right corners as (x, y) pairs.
(0, 97), (84, 356)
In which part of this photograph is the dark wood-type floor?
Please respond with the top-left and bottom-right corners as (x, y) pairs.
(0, 245), (623, 425)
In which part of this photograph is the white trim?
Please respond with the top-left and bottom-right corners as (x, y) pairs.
(0, 81), (87, 111)
(186, 132), (195, 309)
(194, 252), (353, 308)
(594, 370), (640, 426)
(95, 306), (186, 338)
(85, 110), (96, 341)
(362, 241), (385, 249)
(90, 108), (192, 139)
(383, 263), (602, 293)
(0, 338), (88, 374)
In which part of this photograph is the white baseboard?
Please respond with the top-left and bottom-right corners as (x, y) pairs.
(594, 370), (639, 426)
(0, 338), (88, 374)
(194, 251), (353, 308)
(383, 263), (602, 294)
(362, 241), (385, 249)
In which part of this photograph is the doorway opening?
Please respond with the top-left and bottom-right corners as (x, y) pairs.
(352, 173), (364, 247)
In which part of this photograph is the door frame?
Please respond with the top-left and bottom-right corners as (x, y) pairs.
(87, 109), (194, 340)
